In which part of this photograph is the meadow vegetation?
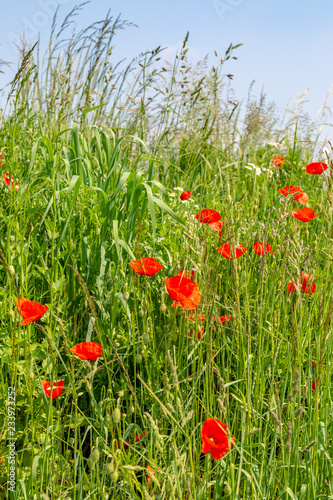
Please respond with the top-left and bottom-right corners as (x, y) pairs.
(0, 4), (333, 499)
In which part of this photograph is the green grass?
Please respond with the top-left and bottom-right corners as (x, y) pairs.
(0, 5), (332, 500)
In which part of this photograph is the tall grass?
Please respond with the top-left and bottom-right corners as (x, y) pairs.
(0, 4), (332, 500)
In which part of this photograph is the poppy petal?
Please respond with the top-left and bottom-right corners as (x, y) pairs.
(306, 162), (328, 174)
(292, 207), (317, 222)
(129, 258), (163, 276)
(15, 298), (48, 325)
(180, 191), (191, 200)
(165, 276), (201, 311)
(70, 342), (103, 361)
(195, 209), (221, 224)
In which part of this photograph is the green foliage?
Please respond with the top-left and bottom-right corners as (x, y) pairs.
(0, 5), (332, 500)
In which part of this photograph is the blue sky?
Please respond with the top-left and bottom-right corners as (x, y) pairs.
(1, 0), (333, 125)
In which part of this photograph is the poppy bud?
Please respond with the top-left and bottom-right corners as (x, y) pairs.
(123, 292), (129, 301)
(9, 310), (15, 320)
(118, 390), (125, 398)
(89, 448), (100, 466)
(139, 309), (145, 317)
(224, 483), (232, 496)
(226, 195), (232, 204)
(142, 333), (150, 344)
(8, 265), (15, 276)
(313, 239), (318, 250)
(160, 304), (167, 313)
(118, 258), (123, 265)
(135, 353), (143, 364)
(96, 228), (101, 235)
(112, 408), (121, 423)
(106, 462), (115, 474)
(253, 204), (258, 214)
(129, 405), (135, 413)
(111, 470), (119, 482)
(305, 229), (310, 239)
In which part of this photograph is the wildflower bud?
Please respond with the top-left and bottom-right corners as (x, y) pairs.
(226, 194), (232, 204)
(138, 309), (145, 317)
(223, 483), (232, 497)
(123, 292), (129, 301)
(118, 390), (125, 398)
(313, 239), (318, 250)
(106, 462), (115, 474)
(135, 353), (143, 364)
(89, 448), (100, 466)
(160, 304), (167, 313)
(9, 310), (15, 320)
(305, 229), (310, 239)
(112, 408), (121, 423)
(111, 470), (119, 482)
(129, 405), (135, 413)
(142, 333), (150, 345)
(118, 258), (123, 265)
(8, 265), (15, 276)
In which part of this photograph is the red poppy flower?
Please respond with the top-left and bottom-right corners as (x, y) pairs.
(129, 257), (163, 276)
(3, 173), (19, 192)
(180, 191), (191, 200)
(165, 276), (201, 311)
(196, 209), (221, 224)
(306, 162), (328, 174)
(217, 243), (247, 259)
(201, 418), (235, 460)
(41, 380), (65, 399)
(70, 342), (103, 361)
(209, 220), (223, 234)
(15, 298), (48, 326)
(292, 207), (317, 222)
(213, 315), (232, 324)
(134, 431), (146, 443)
(287, 272), (316, 295)
(177, 270), (195, 280)
(147, 465), (155, 485)
(278, 186), (308, 205)
(253, 242), (275, 255)
(271, 155), (285, 168)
